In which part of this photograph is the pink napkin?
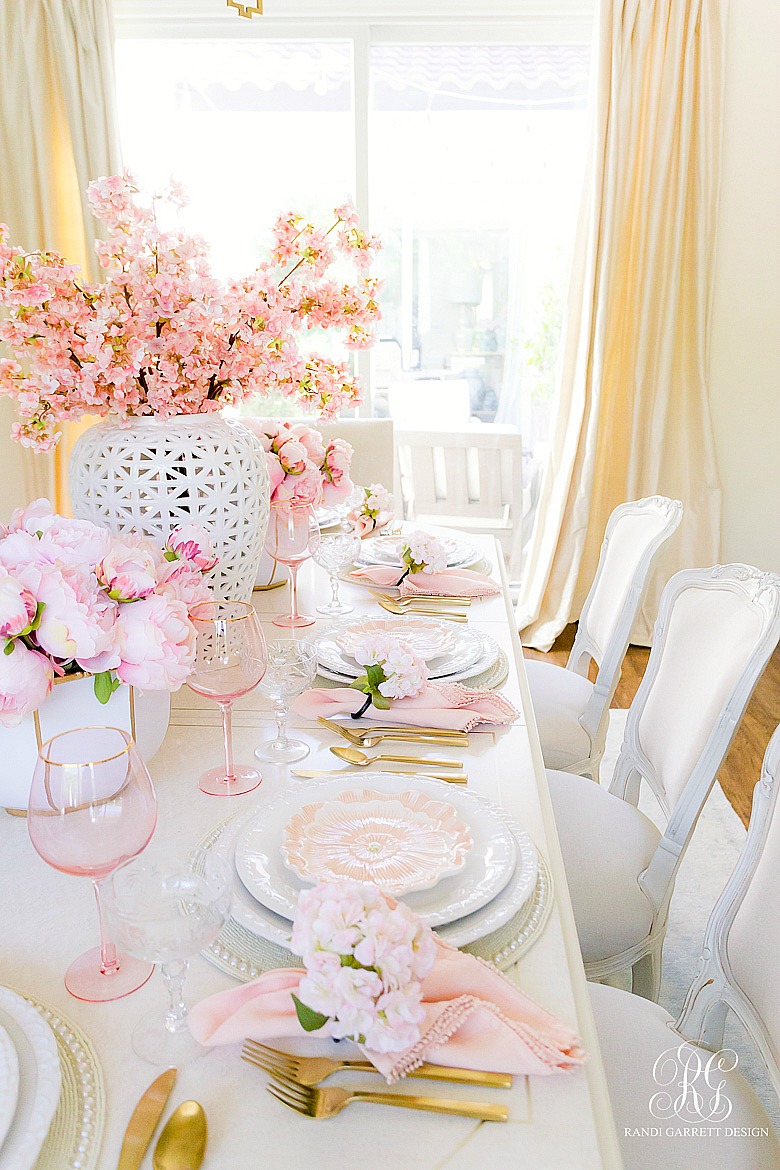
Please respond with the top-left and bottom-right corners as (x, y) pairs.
(293, 681), (518, 732)
(350, 513), (393, 539)
(350, 564), (501, 599)
(189, 937), (585, 1082)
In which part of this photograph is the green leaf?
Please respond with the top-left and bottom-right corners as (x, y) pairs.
(291, 994), (329, 1034)
(29, 601), (45, 632)
(349, 674), (370, 693)
(93, 670), (121, 705)
(371, 692), (391, 710)
(3, 641), (14, 656)
(163, 549), (178, 562)
(365, 663), (386, 689)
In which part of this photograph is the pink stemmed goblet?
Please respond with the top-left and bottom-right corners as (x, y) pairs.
(27, 726), (158, 1003)
(264, 502), (321, 628)
(187, 599), (267, 796)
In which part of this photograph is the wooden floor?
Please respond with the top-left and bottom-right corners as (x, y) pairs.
(524, 626), (780, 827)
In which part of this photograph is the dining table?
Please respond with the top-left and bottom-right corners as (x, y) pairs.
(0, 529), (623, 1170)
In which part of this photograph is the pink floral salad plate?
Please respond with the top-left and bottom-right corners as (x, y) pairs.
(326, 615), (457, 661)
(232, 773), (520, 931)
(357, 534), (478, 570)
(281, 787), (474, 896)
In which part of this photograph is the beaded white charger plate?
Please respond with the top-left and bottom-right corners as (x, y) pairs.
(197, 817), (553, 978)
(0, 1020), (20, 1152)
(0, 987), (104, 1170)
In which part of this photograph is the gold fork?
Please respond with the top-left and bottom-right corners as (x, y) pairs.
(265, 1068), (509, 1122)
(316, 715), (468, 749)
(378, 599), (469, 621)
(368, 591), (472, 607)
(242, 1041), (512, 1089)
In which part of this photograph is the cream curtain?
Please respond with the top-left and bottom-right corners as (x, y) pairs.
(516, 0), (724, 650)
(0, 0), (120, 512)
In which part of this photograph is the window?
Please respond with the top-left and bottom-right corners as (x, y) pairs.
(114, 3), (590, 449)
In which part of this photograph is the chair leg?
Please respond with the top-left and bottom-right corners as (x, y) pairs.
(631, 946), (662, 1001)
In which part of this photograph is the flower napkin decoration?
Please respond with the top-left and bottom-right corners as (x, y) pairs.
(348, 482), (394, 538)
(289, 880), (437, 1053)
(348, 632), (428, 718)
(397, 531), (448, 586)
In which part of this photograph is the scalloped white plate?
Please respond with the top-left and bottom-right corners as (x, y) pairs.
(0, 1021), (19, 1154)
(234, 773), (517, 928)
(0, 987), (60, 1170)
(357, 534), (478, 569)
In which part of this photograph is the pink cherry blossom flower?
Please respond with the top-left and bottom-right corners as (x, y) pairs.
(0, 641), (53, 727)
(165, 524), (217, 572)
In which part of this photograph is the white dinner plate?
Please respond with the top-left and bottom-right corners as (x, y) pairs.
(328, 616), (457, 661)
(436, 817), (539, 947)
(317, 629), (501, 687)
(317, 622), (484, 681)
(0, 987), (61, 1170)
(315, 506), (341, 531)
(0, 1021), (19, 1154)
(357, 534), (478, 570)
(234, 773), (517, 929)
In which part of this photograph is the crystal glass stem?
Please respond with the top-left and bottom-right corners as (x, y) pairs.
(220, 701), (235, 782)
(161, 959), (190, 1035)
(273, 702), (291, 750)
(329, 572), (341, 608)
(94, 879), (119, 978)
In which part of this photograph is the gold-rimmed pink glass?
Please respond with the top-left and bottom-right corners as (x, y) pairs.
(27, 726), (158, 1002)
(187, 599), (267, 796)
(263, 502), (321, 628)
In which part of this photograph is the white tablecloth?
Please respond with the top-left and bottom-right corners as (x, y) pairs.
(0, 534), (622, 1169)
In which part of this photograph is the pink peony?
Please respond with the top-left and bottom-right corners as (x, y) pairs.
(265, 451), (286, 498)
(276, 437), (308, 476)
(165, 524), (217, 572)
(0, 641), (53, 727)
(290, 422), (326, 466)
(114, 594), (195, 689)
(155, 560), (212, 612)
(27, 563), (119, 672)
(273, 464), (323, 507)
(97, 538), (158, 601)
(322, 438), (354, 504)
(8, 498), (52, 535)
(0, 569), (37, 637)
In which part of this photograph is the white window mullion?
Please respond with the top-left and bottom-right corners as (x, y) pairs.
(352, 25), (372, 418)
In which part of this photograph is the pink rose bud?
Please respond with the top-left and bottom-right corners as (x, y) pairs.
(0, 570), (38, 637)
(165, 525), (218, 573)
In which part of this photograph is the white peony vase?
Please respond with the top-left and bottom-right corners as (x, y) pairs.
(0, 674), (170, 812)
(68, 415), (270, 602)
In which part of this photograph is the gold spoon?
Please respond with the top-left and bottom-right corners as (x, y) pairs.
(330, 745), (462, 769)
(153, 1101), (207, 1170)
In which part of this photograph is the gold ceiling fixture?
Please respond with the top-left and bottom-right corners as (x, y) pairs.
(226, 0), (263, 16)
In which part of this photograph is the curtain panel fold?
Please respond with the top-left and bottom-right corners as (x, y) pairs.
(516, 0), (725, 650)
(0, 0), (120, 511)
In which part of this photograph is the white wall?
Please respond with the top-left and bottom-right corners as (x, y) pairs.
(710, 0), (780, 571)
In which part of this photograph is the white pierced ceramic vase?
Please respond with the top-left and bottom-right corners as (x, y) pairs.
(0, 674), (169, 812)
(69, 415), (270, 602)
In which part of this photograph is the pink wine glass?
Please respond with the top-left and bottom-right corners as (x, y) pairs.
(264, 502), (321, 628)
(187, 599), (267, 796)
(27, 726), (158, 1003)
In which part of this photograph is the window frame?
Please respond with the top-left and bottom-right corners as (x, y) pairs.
(114, 0), (593, 415)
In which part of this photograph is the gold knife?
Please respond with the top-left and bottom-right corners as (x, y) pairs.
(317, 717), (468, 742)
(117, 1067), (177, 1170)
(292, 768), (467, 784)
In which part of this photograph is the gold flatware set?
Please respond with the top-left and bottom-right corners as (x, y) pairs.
(117, 1069), (207, 1170)
(242, 1041), (510, 1123)
(329, 745), (463, 769)
(317, 714), (468, 749)
(368, 590), (471, 620)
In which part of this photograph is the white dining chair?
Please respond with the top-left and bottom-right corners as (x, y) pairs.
(588, 725), (780, 1169)
(526, 496), (683, 779)
(547, 564), (780, 999)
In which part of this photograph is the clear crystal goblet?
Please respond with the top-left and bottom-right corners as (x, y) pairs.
(103, 845), (231, 1066)
(254, 639), (319, 764)
(312, 530), (361, 616)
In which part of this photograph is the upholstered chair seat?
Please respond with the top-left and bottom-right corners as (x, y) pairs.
(547, 769), (660, 963)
